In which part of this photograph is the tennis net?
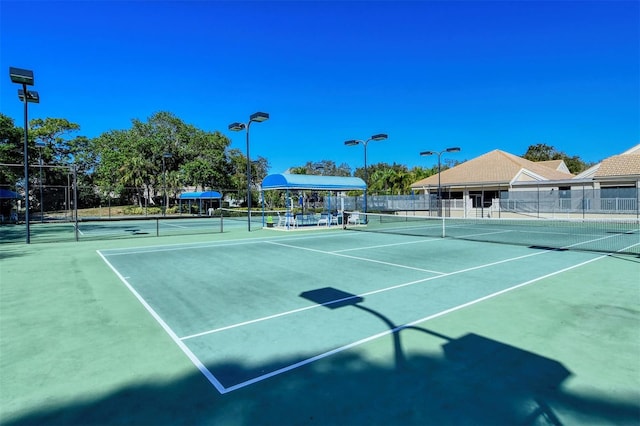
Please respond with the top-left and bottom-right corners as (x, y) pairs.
(343, 212), (640, 255)
(219, 208), (284, 224)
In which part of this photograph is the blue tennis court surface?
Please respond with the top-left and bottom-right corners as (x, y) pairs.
(98, 231), (617, 393)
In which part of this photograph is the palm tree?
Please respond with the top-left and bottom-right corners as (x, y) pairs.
(166, 170), (184, 210)
(119, 155), (150, 207)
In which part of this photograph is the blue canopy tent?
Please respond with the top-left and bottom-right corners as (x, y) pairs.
(0, 189), (19, 199)
(0, 189), (20, 223)
(261, 174), (366, 192)
(178, 191), (222, 216)
(261, 174), (366, 226)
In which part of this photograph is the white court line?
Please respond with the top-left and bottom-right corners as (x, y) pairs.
(161, 220), (209, 229)
(181, 232), (639, 341)
(101, 239), (266, 255)
(180, 246), (552, 340)
(569, 231), (640, 249)
(265, 240), (446, 274)
(371, 223), (638, 248)
(162, 222), (190, 229)
(351, 223), (516, 241)
(222, 252), (610, 393)
(96, 250), (226, 394)
(453, 229), (515, 239)
(333, 238), (439, 253)
(100, 230), (354, 256)
(369, 220), (629, 241)
(99, 231), (635, 394)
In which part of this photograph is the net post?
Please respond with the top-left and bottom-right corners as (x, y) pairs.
(441, 215), (445, 238)
(156, 218), (160, 237)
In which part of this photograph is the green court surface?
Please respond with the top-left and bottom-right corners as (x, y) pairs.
(0, 215), (240, 244)
(1, 226), (639, 425)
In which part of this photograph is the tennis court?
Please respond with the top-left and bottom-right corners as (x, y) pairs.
(98, 227), (636, 394)
(344, 212), (640, 255)
(0, 214), (241, 244)
(1, 217), (639, 425)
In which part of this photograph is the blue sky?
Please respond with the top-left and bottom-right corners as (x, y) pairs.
(1, 0), (638, 174)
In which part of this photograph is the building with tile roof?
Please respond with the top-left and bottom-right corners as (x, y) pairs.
(409, 145), (639, 218)
(411, 149), (574, 189)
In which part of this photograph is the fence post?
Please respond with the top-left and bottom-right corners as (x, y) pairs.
(73, 165), (78, 242)
(636, 180), (640, 219)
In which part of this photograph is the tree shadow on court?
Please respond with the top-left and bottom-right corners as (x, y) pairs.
(6, 287), (639, 425)
(1, 223), (78, 244)
(0, 225), (27, 244)
(0, 244), (26, 260)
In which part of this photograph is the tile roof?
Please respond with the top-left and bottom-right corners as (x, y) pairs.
(574, 143), (640, 179)
(594, 145), (640, 178)
(411, 149), (574, 188)
(538, 159), (570, 173)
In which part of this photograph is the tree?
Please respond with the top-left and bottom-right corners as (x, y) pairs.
(251, 156), (270, 187)
(30, 117), (81, 165)
(288, 160), (352, 176)
(523, 143), (557, 162)
(223, 148), (269, 206)
(355, 162), (414, 195)
(0, 114), (24, 187)
(92, 129), (130, 198)
(166, 169), (185, 206)
(91, 112), (236, 207)
(563, 155), (593, 174)
(522, 143), (592, 174)
(119, 154), (151, 207)
(408, 166), (431, 185)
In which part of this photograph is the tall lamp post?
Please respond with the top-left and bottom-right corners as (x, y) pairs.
(162, 152), (172, 216)
(10, 67), (39, 244)
(229, 112), (269, 232)
(420, 147), (461, 217)
(344, 133), (388, 214)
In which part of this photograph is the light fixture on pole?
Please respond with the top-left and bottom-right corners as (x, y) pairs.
(420, 147), (461, 217)
(344, 133), (387, 214)
(162, 152), (172, 216)
(229, 112), (269, 232)
(10, 67), (39, 244)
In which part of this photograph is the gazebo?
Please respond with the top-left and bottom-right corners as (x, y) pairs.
(261, 174), (366, 192)
(0, 189), (20, 223)
(261, 173), (366, 225)
(178, 191), (222, 216)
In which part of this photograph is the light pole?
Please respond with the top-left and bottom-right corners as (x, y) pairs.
(420, 147), (461, 217)
(162, 152), (172, 216)
(229, 112), (269, 232)
(10, 67), (39, 244)
(344, 133), (388, 214)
